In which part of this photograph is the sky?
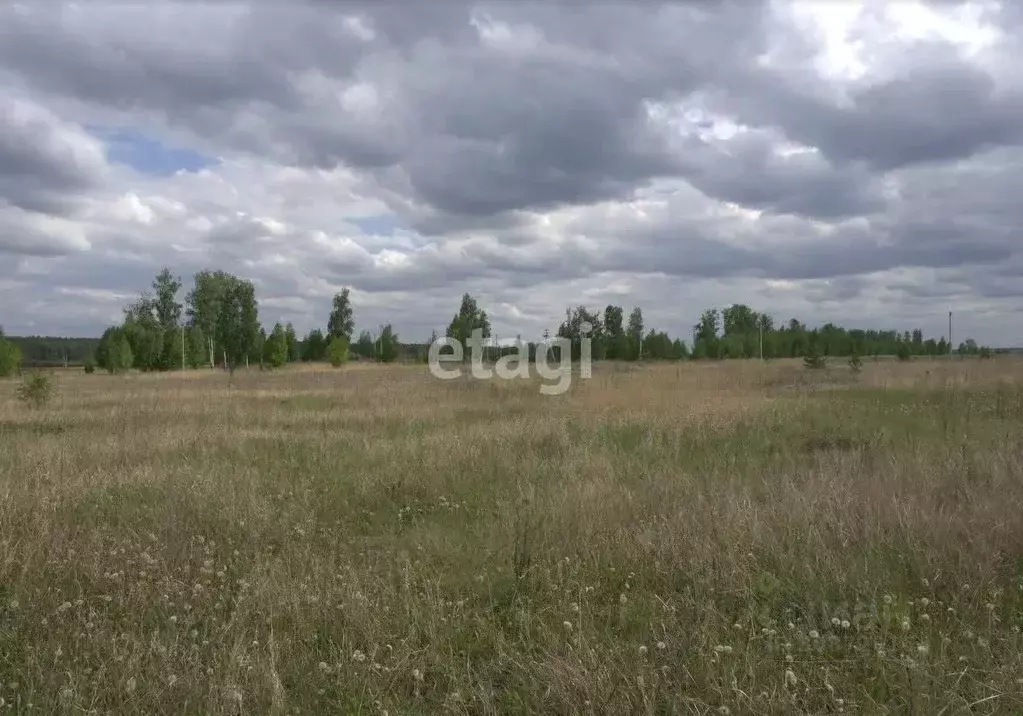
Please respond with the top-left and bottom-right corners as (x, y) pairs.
(0, 0), (1021, 346)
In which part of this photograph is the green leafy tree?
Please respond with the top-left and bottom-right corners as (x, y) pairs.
(186, 326), (207, 368)
(447, 293), (491, 362)
(186, 270), (231, 368)
(626, 307), (644, 360)
(302, 329), (328, 362)
(327, 288), (355, 343)
(0, 328), (21, 377)
(377, 324), (399, 363)
(216, 276), (260, 372)
(285, 323), (298, 362)
(96, 327), (133, 373)
(693, 309), (720, 359)
(264, 323), (288, 368)
(152, 267), (183, 331)
(120, 291), (164, 371)
(557, 306), (603, 361)
(603, 305), (628, 360)
(252, 327), (266, 368)
(159, 326), (182, 371)
(122, 316), (163, 371)
(354, 330), (375, 360)
(722, 304), (759, 337)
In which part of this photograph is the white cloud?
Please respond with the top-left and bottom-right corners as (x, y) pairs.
(0, 1), (1020, 347)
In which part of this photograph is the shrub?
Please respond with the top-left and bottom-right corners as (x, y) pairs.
(803, 345), (826, 370)
(83, 359), (96, 375)
(980, 346), (993, 359)
(329, 336), (350, 367)
(896, 343), (912, 362)
(17, 371), (56, 408)
(849, 353), (863, 373)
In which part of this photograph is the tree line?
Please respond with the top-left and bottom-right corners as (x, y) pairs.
(0, 266), (998, 377)
(0, 335), (98, 368)
(91, 269), (406, 374)
(548, 303), (991, 363)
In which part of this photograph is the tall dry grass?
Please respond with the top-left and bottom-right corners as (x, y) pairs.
(2, 358), (1023, 714)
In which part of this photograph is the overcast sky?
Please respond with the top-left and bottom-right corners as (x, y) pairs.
(1, 1), (1020, 345)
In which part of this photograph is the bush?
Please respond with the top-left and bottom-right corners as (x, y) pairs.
(849, 353), (863, 373)
(17, 371), (56, 408)
(803, 345), (826, 370)
(329, 336), (350, 367)
(83, 359), (96, 375)
(896, 343), (912, 362)
(979, 346), (993, 359)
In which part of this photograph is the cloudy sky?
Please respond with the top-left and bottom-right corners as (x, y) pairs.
(1, 1), (1020, 345)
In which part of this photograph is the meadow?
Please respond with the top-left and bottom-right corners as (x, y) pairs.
(2, 358), (1023, 715)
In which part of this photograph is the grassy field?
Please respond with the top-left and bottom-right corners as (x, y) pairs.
(2, 358), (1023, 714)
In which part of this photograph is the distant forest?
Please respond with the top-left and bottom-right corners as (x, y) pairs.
(0, 266), (1001, 372)
(7, 336), (100, 368)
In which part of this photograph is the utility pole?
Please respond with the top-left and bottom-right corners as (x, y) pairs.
(181, 324), (185, 371)
(948, 311), (953, 362)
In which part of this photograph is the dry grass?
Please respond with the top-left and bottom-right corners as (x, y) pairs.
(3, 358), (1023, 714)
